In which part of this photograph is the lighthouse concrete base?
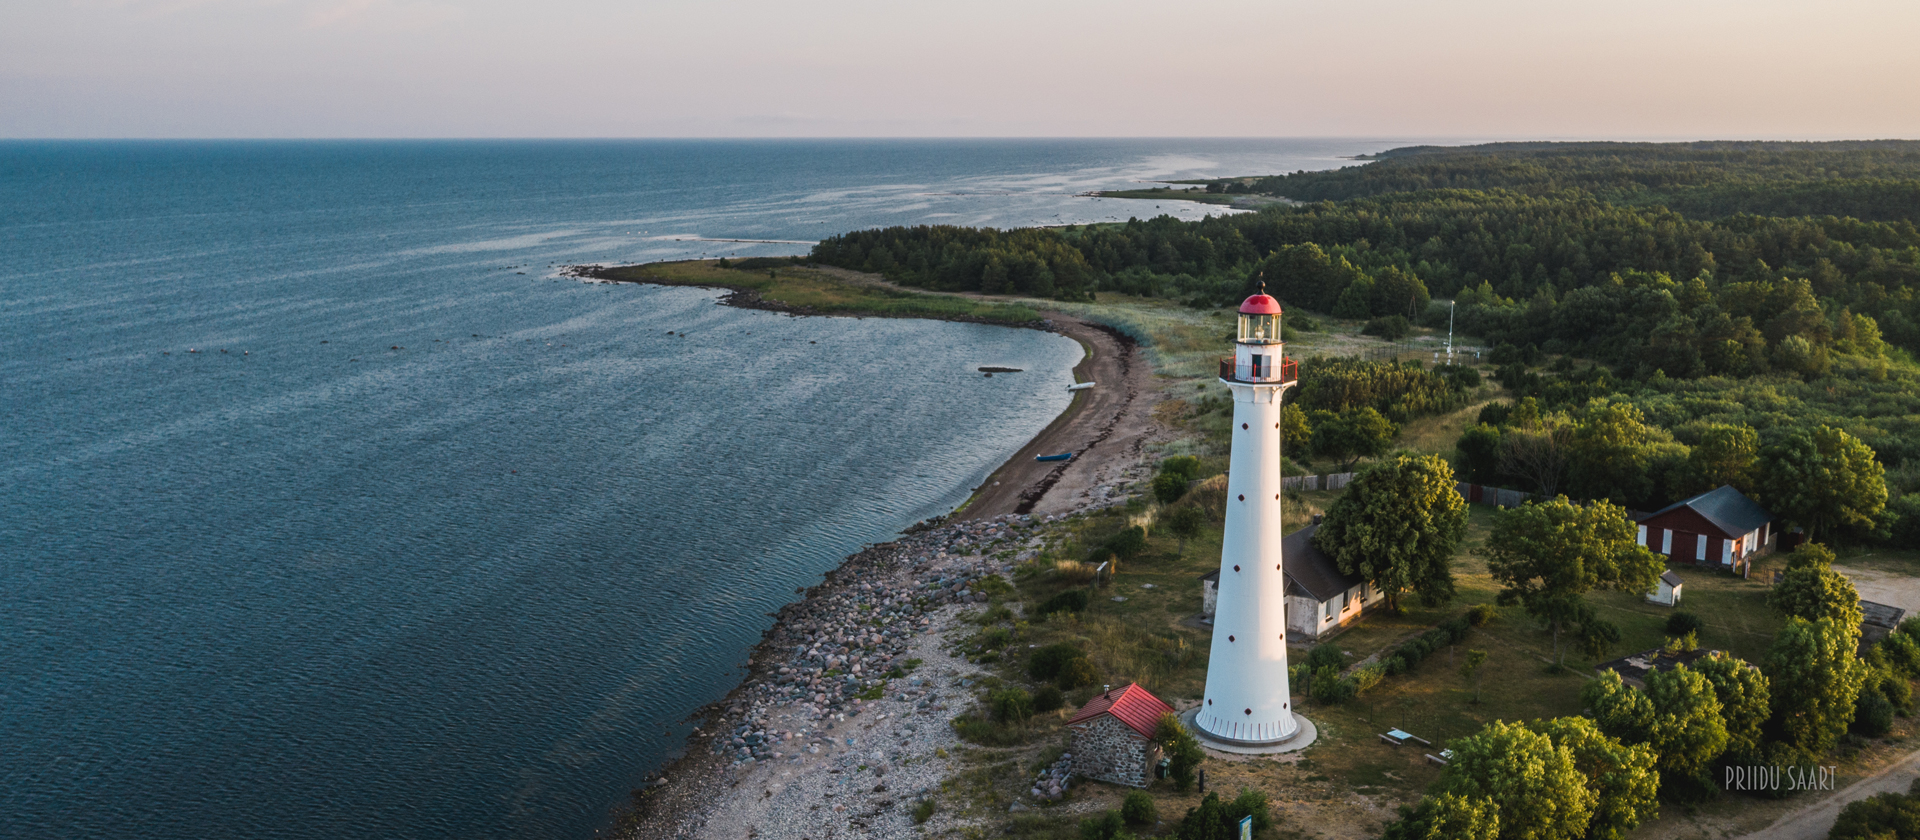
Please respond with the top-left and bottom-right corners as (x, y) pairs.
(1180, 707), (1317, 756)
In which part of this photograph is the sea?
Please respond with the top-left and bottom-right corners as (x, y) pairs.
(0, 138), (1392, 840)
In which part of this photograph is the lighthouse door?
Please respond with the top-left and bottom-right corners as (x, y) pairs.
(1249, 354), (1266, 378)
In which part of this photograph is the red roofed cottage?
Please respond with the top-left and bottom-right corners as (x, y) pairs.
(1066, 683), (1174, 788)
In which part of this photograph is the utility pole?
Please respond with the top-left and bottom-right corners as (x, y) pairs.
(1446, 300), (1456, 361)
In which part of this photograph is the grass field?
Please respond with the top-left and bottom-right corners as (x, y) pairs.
(591, 260), (1046, 325)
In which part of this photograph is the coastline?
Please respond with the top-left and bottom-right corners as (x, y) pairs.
(576, 261), (1163, 838)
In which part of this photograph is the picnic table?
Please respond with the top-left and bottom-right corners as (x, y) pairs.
(1381, 728), (1433, 747)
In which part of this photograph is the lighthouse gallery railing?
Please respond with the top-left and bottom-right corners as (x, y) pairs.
(1219, 356), (1299, 384)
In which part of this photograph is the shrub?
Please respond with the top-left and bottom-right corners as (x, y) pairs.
(1079, 810), (1124, 840)
(1029, 643), (1087, 681)
(1121, 791), (1157, 826)
(1155, 712), (1205, 793)
(1901, 616), (1920, 640)
(972, 626), (1012, 651)
(1364, 315), (1413, 340)
(1104, 526), (1149, 560)
(1226, 788), (1274, 833)
(1439, 616), (1471, 643)
(912, 798), (936, 825)
(1854, 691), (1896, 736)
(952, 715), (1027, 746)
(1421, 628), (1451, 649)
(1467, 603), (1498, 627)
(1398, 638), (1431, 663)
(1384, 655), (1409, 676)
(1879, 667), (1915, 713)
(1152, 472), (1189, 505)
(1033, 685), (1066, 713)
(1306, 644), (1345, 671)
(1883, 631), (1920, 678)
(1309, 665), (1345, 704)
(1160, 455), (1203, 482)
(1352, 663), (1385, 695)
(1039, 590), (1091, 615)
(1665, 611), (1705, 639)
(1057, 657), (1102, 690)
(991, 687), (1034, 723)
(1830, 782), (1920, 840)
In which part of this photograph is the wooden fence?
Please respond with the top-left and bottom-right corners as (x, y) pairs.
(1281, 472), (1356, 491)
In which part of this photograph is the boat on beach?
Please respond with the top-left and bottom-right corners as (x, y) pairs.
(1066, 382), (1094, 391)
(1035, 453), (1073, 462)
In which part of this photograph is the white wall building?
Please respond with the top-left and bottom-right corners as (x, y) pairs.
(1199, 520), (1388, 641)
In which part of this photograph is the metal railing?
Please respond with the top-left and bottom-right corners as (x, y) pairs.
(1219, 356), (1298, 384)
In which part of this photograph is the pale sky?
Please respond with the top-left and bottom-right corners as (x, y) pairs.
(3, 0), (1916, 138)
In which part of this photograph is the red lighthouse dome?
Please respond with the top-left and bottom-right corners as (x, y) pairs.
(1238, 294), (1283, 315)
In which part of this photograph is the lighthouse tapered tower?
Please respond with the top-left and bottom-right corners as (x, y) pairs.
(1195, 289), (1300, 745)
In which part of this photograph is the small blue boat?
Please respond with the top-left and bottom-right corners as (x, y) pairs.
(1035, 453), (1073, 462)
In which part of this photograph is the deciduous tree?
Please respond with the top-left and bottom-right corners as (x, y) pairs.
(1768, 542), (1863, 626)
(1767, 616), (1868, 755)
(1691, 651), (1771, 759)
(1582, 670), (1654, 744)
(1688, 423), (1759, 492)
(1487, 497), (1664, 665)
(1163, 505), (1207, 558)
(1435, 720), (1595, 840)
(1313, 407), (1398, 471)
(1526, 717), (1660, 840)
(1759, 425), (1888, 541)
(1643, 665), (1730, 786)
(1312, 453), (1467, 611)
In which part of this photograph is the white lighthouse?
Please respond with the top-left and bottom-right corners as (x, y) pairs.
(1195, 287), (1300, 745)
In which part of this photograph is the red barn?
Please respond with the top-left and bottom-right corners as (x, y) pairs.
(1636, 485), (1774, 572)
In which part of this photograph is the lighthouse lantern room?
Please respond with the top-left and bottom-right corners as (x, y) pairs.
(1195, 286), (1301, 745)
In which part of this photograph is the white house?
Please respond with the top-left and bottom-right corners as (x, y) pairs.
(1200, 521), (1386, 641)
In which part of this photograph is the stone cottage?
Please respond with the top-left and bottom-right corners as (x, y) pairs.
(1066, 683), (1174, 788)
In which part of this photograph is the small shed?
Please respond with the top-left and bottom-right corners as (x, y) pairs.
(1647, 569), (1683, 606)
(1861, 601), (1908, 647)
(1636, 485), (1774, 572)
(1066, 683), (1174, 788)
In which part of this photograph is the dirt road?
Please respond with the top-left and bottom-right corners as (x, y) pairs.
(1741, 749), (1920, 838)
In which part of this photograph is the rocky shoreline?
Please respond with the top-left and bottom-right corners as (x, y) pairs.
(620, 512), (1068, 839)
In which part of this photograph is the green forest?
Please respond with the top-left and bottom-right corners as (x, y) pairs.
(806, 141), (1920, 545)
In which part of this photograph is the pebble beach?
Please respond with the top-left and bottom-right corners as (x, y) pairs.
(626, 512), (1076, 838)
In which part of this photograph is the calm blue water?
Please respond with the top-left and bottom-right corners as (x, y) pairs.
(0, 139), (1387, 840)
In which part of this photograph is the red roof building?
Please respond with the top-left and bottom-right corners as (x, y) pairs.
(1066, 683), (1174, 788)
